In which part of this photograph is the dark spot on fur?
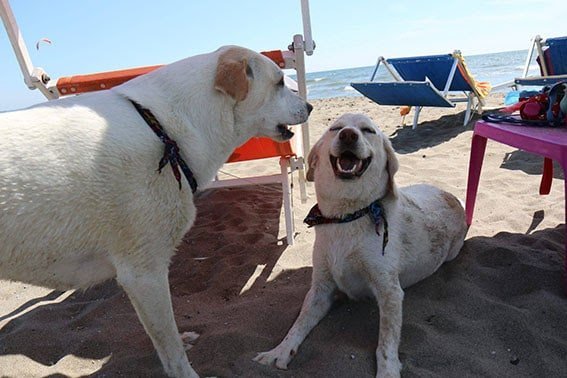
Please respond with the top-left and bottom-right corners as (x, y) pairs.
(401, 231), (412, 247)
(441, 191), (462, 211)
(426, 223), (450, 257)
(431, 232), (446, 251)
(404, 196), (421, 211)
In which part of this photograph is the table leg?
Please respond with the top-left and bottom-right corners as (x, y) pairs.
(563, 161), (567, 295)
(466, 133), (488, 225)
(539, 157), (553, 195)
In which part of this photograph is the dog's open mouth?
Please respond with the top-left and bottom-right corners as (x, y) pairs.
(277, 124), (294, 140)
(330, 151), (372, 179)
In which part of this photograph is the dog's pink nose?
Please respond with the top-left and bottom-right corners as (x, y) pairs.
(339, 128), (358, 144)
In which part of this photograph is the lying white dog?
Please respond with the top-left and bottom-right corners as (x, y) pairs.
(254, 113), (467, 377)
(0, 45), (311, 378)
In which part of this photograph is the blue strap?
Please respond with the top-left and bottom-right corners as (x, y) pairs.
(546, 82), (566, 127)
(481, 113), (551, 126)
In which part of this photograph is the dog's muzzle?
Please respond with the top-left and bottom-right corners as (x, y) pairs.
(276, 102), (312, 140)
(330, 128), (371, 179)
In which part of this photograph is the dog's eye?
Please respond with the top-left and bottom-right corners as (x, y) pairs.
(246, 65), (254, 78)
(329, 126), (343, 132)
(277, 77), (285, 87)
(361, 127), (376, 134)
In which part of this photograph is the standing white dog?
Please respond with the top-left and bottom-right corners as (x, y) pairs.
(254, 113), (467, 377)
(0, 46), (311, 377)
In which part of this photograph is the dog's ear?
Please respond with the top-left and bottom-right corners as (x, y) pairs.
(306, 139), (322, 182)
(383, 137), (399, 197)
(214, 48), (249, 102)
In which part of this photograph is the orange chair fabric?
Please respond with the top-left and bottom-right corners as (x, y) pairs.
(56, 65), (163, 95)
(56, 50), (286, 95)
(55, 51), (295, 161)
(228, 137), (295, 163)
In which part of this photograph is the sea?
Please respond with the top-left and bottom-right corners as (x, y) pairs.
(298, 50), (538, 100)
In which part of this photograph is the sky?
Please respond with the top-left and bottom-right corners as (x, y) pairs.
(1, 0), (566, 110)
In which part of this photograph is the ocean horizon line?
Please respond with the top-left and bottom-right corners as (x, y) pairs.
(304, 48), (528, 75)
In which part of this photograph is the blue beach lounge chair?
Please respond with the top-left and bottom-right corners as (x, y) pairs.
(351, 51), (491, 129)
(515, 35), (567, 87)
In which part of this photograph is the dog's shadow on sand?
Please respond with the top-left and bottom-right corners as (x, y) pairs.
(389, 111), (475, 154)
(1, 192), (566, 377)
(0, 185), (290, 377)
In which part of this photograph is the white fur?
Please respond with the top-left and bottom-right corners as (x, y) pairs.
(254, 113), (467, 377)
(0, 45), (311, 378)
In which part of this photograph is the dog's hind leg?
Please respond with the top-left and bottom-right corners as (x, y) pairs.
(370, 274), (404, 378)
(254, 269), (336, 370)
(116, 263), (198, 378)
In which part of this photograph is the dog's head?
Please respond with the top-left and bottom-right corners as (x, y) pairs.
(307, 113), (399, 206)
(214, 46), (312, 143)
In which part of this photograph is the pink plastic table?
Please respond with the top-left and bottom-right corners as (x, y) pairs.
(466, 120), (567, 291)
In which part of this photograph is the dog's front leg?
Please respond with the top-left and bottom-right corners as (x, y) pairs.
(254, 271), (336, 370)
(117, 264), (198, 378)
(371, 276), (404, 378)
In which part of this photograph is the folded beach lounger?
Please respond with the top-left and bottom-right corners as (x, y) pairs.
(351, 51), (491, 129)
(515, 35), (567, 87)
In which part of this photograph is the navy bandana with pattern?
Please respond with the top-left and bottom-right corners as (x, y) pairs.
(130, 100), (198, 193)
(304, 199), (388, 254)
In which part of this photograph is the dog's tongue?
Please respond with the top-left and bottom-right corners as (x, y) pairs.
(339, 155), (358, 171)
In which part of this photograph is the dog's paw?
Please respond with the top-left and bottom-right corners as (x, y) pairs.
(376, 358), (401, 378)
(181, 331), (200, 351)
(253, 346), (295, 370)
(376, 371), (400, 378)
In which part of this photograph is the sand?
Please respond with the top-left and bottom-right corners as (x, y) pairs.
(1, 94), (566, 377)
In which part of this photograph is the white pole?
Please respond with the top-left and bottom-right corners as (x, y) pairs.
(293, 34), (309, 203)
(300, 0), (314, 55)
(293, 34), (309, 157)
(0, 0), (57, 99)
(0, 0), (34, 88)
(280, 158), (295, 245)
(535, 35), (548, 76)
(443, 57), (459, 96)
(522, 35), (538, 78)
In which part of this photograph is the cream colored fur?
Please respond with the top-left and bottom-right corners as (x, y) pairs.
(254, 113), (467, 377)
(0, 45), (311, 378)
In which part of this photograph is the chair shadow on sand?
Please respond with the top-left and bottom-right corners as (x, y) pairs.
(501, 150), (565, 179)
(389, 110), (477, 154)
(0, 290), (65, 323)
(1, 188), (566, 377)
